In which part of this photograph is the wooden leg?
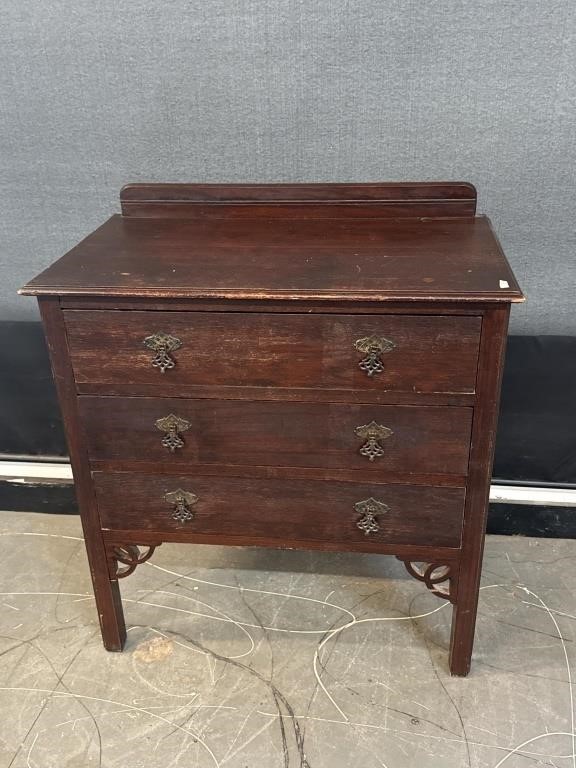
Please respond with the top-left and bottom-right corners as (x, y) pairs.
(91, 542), (160, 649)
(449, 547), (484, 676)
(397, 555), (480, 676)
(397, 557), (472, 673)
(84, 534), (126, 651)
(449, 602), (476, 677)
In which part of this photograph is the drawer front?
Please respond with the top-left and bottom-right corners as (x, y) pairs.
(65, 310), (481, 395)
(94, 472), (465, 548)
(80, 397), (472, 476)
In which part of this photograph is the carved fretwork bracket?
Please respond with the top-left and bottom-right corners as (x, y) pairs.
(397, 558), (457, 603)
(107, 543), (160, 579)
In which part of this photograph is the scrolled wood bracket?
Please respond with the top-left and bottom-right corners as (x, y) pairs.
(396, 557), (457, 603)
(107, 543), (161, 579)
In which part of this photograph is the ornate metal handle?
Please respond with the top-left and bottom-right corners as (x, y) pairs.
(355, 497), (388, 535)
(143, 332), (182, 373)
(164, 489), (198, 524)
(155, 414), (191, 452)
(354, 335), (396, 377)
(354, 421), (393, 461)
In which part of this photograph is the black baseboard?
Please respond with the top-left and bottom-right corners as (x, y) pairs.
(0, 322), (66, 457)
(0, 480), (77, 515)
(487, 503), (576, 538)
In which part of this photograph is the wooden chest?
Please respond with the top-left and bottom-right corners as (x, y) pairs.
(20, 182), (524, 675)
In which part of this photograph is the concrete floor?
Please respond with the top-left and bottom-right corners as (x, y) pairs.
(0, 512), (574, 767)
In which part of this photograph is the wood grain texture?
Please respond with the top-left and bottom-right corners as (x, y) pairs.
(80, 397), (473, 476)
(88, 460), (466, 488)
(101, 528), (462, 560)
(20, 215), (523, 303)
(64, 310), (482, 396)
(59, 296), (491, 314)
(94, 472), (465, 549)
(120, 181), (477, 204)
(119, 181), (477, 219)
(75, 383), (476, 406)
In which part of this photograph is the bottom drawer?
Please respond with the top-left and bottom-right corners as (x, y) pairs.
(94, 473), (465, 548)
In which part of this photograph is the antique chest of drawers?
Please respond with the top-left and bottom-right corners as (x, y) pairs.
(20, 182), (524, 675)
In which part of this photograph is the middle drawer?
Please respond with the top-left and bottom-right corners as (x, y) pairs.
(80, 397), (472, 476)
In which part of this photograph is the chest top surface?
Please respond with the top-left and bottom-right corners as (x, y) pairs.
(20, 182), (524, 304)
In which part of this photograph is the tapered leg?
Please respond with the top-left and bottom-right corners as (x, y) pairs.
(449, 605), (476, 676)
(448, 557), (481, 676)
(84, 535), (126, 651)
(97, 542), (160, 648)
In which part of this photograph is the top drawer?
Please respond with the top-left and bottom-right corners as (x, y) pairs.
(64, 310), (481, 397)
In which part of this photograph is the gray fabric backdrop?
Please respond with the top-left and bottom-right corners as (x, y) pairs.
(1, 1), (575, 332)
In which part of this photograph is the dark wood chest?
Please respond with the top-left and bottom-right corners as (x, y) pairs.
(20, 182), (524, 675)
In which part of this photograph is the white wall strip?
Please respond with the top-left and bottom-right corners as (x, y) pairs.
(0, 461), (73, 482)
(489, 484), (576, 507)
(1, 461), (576, 507)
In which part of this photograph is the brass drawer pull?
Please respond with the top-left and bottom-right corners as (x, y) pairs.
(354, 335), (396, 377)
(143, 332), (182, 373)
(164, 489), (198, 524)
(354, 421), (393, 461)
(155, 414), (191, 452)
(355, 497), (388, 535)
